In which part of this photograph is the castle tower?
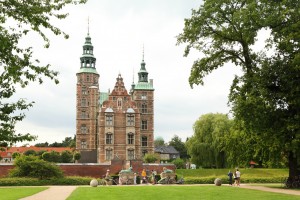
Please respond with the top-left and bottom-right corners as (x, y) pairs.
(132, 53), (155, 157)
(76, 31), (99, 162)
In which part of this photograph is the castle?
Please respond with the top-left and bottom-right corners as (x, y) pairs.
(75, 32), (155, 163)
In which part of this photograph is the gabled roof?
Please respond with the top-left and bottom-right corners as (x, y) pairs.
(154, 146), (179, 154)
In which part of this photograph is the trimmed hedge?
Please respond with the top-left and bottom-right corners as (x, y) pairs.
(0, 176), (94, 186)
(183, 176), (285, 184)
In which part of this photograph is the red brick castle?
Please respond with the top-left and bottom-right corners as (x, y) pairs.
(76, 32), (154, 163)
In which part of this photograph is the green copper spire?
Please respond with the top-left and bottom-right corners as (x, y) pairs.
(138, 46), (148, 82)
(78, 19), (98, 74)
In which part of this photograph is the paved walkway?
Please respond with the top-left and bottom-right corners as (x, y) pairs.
(239, 184), (300, 196)
(18, 184), (300, 200)
(19, 186), (77, 200)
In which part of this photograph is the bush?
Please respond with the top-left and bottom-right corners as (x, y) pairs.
(0, 176), (93, 186)
(143, 153), (159, 163)
(9, 155), (63, 179)
(172, 158), (185, 169)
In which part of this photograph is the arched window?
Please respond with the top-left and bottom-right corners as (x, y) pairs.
(117, 98), (122, 107)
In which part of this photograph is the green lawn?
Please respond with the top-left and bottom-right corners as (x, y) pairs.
(0, 187), (48, 200)
(67, 186), (299, 200)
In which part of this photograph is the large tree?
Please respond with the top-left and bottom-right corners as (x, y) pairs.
(177, 0), (300, 176)
(0, 0), (87, 146)
(168, 135), (189, 159)
(186, 113), (232, 168)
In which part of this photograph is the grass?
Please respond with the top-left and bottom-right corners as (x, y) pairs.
(0, 187), (48, 200)
(67, 185), (300, 200)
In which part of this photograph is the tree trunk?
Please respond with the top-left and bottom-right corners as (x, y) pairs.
(288, 151), (299, 178)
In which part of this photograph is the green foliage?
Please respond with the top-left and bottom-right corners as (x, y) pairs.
(186, 113), (232, 168)
(73, 151), (81, 161)
(177, 0), (300, 177)
(23, 149), (36, 156)
(172, 158), (185, 169)
(0, 176), (92, 186)
(169, 135), (189, 159)
(12, 152), (20, 159)
(154, 136), (165, 147)
(0, 0), (87, 146)
(143, 153), (159, 163)
(60, 150), (73, 163)
(9, 155), (63, 179)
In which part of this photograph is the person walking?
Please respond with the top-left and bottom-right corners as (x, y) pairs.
(228, 170), (233, 185)
(235, 169), (241, 186)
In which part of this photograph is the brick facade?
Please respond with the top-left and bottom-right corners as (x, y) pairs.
(76, 33), (155, 163)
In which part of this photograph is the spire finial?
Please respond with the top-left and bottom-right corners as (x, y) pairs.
(132, 68), (135, 83)
(142, 44), (145, 61)
(87, 16), (90, 35)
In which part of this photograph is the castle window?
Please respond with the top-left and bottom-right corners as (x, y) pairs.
(106, 133), (113, 144)
(87, 75), (90, 81)
(82, 87), (87, 95)
(81, 99), (87, 106)
(141, 93), (147, 100)
(141, 120), (147, 130)
(142, 150), (148, 157)
(142, 136), (148, 147)
(106, 149), (113, 161)
(80, 124), (87, 134)
(128, 133), (134, 145)
(127, 114), (134, 126)
(141, 103), (147, 113)
(81, 140), (87, 149)
(127, 149), (134, 160)
(81, 111), (87, 119)
(106, 115), (113, 126)
(117, 98), (122, 107)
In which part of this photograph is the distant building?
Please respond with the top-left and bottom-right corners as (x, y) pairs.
(155, 146), (180, 161)
(76, 32), (155, 163)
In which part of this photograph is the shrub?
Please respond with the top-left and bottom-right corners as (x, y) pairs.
(61, 150), (73, 163)
(23, 149), (36, 156)
(172, 158), (185, 169)
(9, 155), (63, 179)
(143, 153), (159, 163)
(73, 152), (81, 162)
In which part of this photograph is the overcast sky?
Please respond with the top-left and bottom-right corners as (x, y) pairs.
(14, 0), (242, 146)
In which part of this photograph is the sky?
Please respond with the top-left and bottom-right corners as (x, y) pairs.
(14, 0), (242, 146)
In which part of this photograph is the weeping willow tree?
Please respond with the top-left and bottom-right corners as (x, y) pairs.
(186, 113), (232, 168)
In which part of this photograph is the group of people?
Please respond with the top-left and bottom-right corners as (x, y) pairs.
(227, 169), (241, 186)
(104, 168), (157, 185)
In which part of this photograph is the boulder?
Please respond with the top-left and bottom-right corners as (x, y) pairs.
(214, 178), (222, 186)
(90, 179), (98, 187)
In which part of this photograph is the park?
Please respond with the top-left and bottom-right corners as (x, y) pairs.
(0, 0), (300, 199)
